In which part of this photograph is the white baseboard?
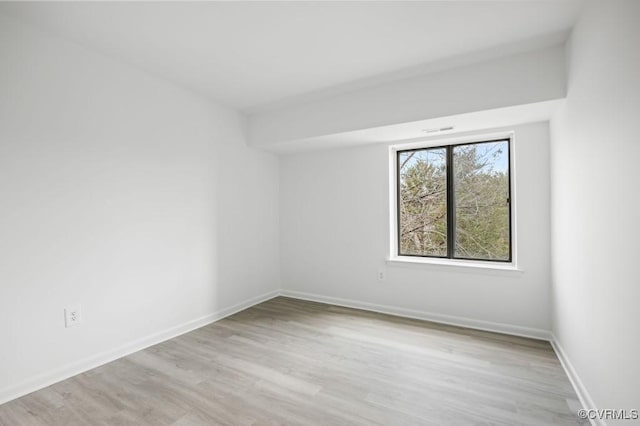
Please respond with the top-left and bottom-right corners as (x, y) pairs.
(0, 289), (280, 405)
(281, 290), (602, 424)
(550, 334), (602, 426)
(280, 289), (551, 341)
(2, 287), (598, 426)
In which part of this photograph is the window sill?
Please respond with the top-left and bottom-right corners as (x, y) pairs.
(386, 256), (523, 274)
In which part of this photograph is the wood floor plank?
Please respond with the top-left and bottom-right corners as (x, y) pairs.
(0, 297), (584, 425)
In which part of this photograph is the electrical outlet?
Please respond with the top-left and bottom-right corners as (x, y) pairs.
(377, 270), (386, 281)
(64, 306), (82, 328)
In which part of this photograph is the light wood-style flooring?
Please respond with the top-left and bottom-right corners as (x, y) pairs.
(0, 297), (583, 425)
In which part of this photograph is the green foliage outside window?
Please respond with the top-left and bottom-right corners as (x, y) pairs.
(398, 140), (510, 261)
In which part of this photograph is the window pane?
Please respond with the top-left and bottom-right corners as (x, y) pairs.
(453, 141), (510, 261)
(398, 148), (447, 256)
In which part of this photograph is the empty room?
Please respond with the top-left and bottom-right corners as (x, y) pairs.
(0, 0), (638, 425)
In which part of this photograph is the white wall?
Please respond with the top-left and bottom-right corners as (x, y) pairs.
(550, 0), (640, 418)
(249, 46), (566, 149)
(281, 122), (551, 334)
(0, 15), (279, 401)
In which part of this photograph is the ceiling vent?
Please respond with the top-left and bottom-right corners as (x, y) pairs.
(422, 126), (455, 134)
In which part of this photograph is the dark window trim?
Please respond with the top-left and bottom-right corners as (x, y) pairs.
(396, 138), (512, 263)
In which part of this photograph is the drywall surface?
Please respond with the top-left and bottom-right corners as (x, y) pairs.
(0, 14), (279, 398)
(249, 46), (566, 149)
(550, 0), (640, 418)
(280, 122), (551, 332)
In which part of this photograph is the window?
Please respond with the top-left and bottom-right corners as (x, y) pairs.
(396, 138), (512, 263)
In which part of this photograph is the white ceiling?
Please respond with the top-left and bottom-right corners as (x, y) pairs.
(0, 1), (583, 112)
(271, 100), (562, 153)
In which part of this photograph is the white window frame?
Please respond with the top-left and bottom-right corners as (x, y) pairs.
(387, 130), (520, 272)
